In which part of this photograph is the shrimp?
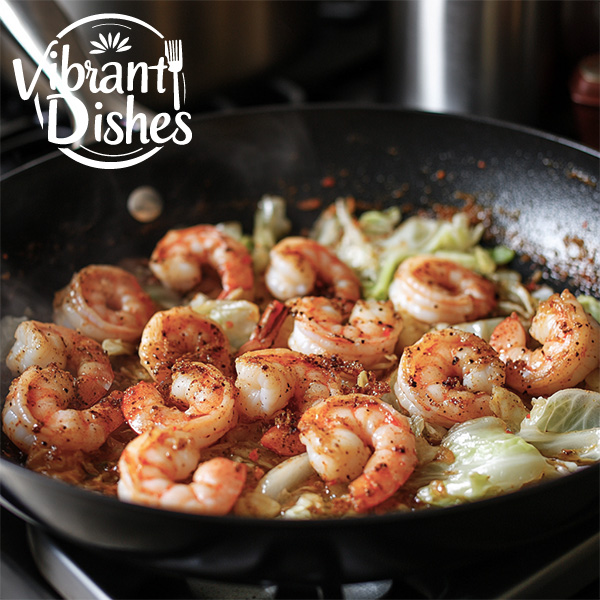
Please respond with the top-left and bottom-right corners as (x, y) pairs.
(117, 427), (246, 515)
(138, 306), (234, 384)
(53, 265), (156, 343)
(265, 237), (361, 301)
(2, 364), (123, 453)
(298, 394), (417, 512)
(149, 224), (254, 299)
(5, 321), (113, 407)
(122, 360), (238, 448)
(288, 297), (402, 370)
(489, 290), (600, 396)
(388, 255), (497, 325)
(234, 348), (360, 421)
(394, 328), (506, 428)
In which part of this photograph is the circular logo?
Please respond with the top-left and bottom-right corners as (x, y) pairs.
(11, 13), (192, 169)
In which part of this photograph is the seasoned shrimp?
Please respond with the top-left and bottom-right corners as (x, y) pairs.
(117, 428), (246, 515)
(5, 321), (113, 407)
(389, 255), (497, 324)
(395, 328), (506, 428)
(149, 224), (254, 299)
(53, 265), (156, 343)
(490, 290), (600, 396)
(138, 306), (234, 384)
(288, 297), (402, 370)
(122, 360), (238, 448)
(2, 364), (123, 453)
(265, 237), (361, 301)
(298, 394), (417, 512)
(234, 348), (360, 421)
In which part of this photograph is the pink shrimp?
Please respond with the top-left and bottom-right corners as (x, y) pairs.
(149, 224), (254, 299)
(490, 290), (600, 396)
(265, 237), (361, 301)
(298, 394), (418, 512)
(117, 427), (246, 515)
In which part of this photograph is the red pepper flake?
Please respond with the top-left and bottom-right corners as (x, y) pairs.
(526, 414), (531, 419)
(248, 448), (259, 462)
(297, 197), (322, 211)
(320, 175), (336, 188)
(254, 466), (265, 479)
(477, 160), (486, 169)
(225, 320), (234, 330)
(435, 169), (446, 180)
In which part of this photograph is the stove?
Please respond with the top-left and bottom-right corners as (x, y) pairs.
(2, 505), (598, 600)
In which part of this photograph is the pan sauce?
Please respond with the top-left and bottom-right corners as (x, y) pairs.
(2, 197), (599, 518)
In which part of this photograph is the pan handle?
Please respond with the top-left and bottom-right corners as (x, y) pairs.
(0, 0), (154, 147)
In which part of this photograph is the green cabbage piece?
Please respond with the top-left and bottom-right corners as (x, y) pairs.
(415, 417), (552, 507)
(577, 295), (600, 323)
(252, 195), (291, 273)
(518, 389), (600, 463)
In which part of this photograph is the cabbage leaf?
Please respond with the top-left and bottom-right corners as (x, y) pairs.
(518, 389), (600, 463)
(415, 417), (553, 507)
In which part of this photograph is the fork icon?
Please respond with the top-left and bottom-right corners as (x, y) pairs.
(165, 40), (183, 110)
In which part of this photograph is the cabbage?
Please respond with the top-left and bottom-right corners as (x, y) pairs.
(415, 417), (552, 507)
(189, 294), (260, 351)
(578, 295), (600, 323)
(252, 195), (291, 273)
(518, 389), (600, 463)
(310, 200), (501, 300)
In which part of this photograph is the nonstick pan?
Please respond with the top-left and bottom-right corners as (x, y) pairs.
(1, 107), (599, 586)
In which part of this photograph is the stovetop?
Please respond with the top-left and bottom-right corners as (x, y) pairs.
(2, 505), (598, 600)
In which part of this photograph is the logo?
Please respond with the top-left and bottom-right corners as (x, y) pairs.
(9, 12), (192, 169)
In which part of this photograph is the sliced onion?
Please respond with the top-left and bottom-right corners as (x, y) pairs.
(258, 453), (314, 500)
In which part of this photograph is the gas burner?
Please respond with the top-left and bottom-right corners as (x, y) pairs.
(0, 505), (595, 600)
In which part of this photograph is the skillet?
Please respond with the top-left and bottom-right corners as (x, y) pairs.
(1, 106), (599, 586)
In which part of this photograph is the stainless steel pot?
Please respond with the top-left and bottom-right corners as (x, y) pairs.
(384, 0), (560, 126)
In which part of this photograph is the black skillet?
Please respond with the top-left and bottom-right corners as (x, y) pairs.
(1, 107), (599, 586)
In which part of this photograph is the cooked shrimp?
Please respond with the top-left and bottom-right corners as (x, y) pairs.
(288, 297), (402, 370)
(5, 321), (113, 407)
(234, 348), (360, 421)
(395, 328), (506, 428)
(298, 394), (417, 512)
(2, 364), (123, 453)
(122, 360), (238, 448)
(389, 255), (497, 324)
(490, 290), (600, 396)
(138, 306), (234, 384)
(53, 265), (156, 343)
(149, 224), (254, 299)
(265, 237), (361, 301)
(117, 428), (246, 515)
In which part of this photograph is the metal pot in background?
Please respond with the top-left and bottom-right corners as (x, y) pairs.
(384, 0), (561, 126)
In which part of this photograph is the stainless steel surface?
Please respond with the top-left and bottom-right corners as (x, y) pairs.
(385, 0), (560, 124)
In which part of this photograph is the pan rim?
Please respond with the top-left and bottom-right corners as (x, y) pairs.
(1, 454), (598, 530)
(1, 103), (598, 183)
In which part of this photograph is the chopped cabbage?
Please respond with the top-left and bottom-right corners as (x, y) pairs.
(489, 386), (530, 433)
(252, 195), (291, 273)
(189, 294), (260, 350)
(578, 295), (600, 323)
(518, 389), (600, 463)
(310, 198), (517, 301)
(415, 417), (552, 507)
